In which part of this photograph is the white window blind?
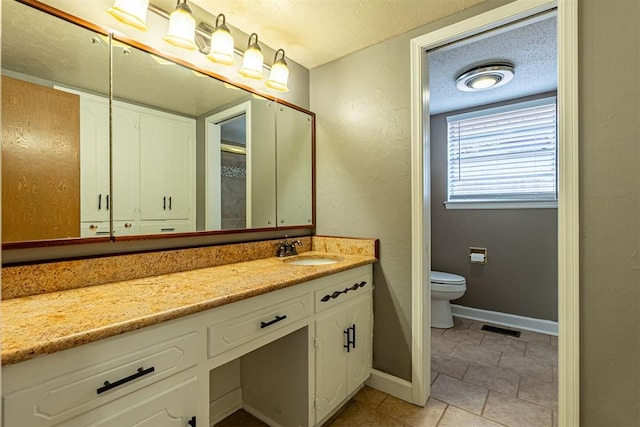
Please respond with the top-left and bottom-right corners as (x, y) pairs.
(447, 97), (557, 204)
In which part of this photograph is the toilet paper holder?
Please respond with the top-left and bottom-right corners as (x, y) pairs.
(469, 247), (487, 264)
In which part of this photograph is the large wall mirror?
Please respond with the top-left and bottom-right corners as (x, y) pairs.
(2, 0), (314, 249)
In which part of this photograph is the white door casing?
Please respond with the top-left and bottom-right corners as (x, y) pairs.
(409, 2), (579, 426)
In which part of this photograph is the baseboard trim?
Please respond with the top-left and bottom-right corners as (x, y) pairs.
(366, 369), (413, 402)
(243, 403), (283, 427)
(451, 304), (558, 336)
(209, 388), (242, 426)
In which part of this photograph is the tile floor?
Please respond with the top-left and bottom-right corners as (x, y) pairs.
(216, 317), (558, 427)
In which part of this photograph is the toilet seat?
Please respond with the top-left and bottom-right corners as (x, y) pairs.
(430, 271), (466, 285)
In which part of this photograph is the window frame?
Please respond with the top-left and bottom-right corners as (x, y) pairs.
(444, 96), (558, 210)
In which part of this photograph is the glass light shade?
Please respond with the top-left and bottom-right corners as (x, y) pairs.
(107, 0), (149, 31)
(265, 50), (289, 92)
(208, 27), (235, 65)
(163, 2), (197, 50)
(239, 34), (264, 79)
(469, 75), (500, 89)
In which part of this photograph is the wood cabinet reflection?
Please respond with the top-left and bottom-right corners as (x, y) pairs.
(2, 76), (80, 242)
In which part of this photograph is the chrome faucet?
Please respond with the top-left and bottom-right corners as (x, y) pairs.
(276, 236), (302, 257)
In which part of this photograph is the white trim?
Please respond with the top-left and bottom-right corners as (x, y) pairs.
(557, 1), (580, 425)
(410, 1), (578, 422)
(445, 200), (558, 210)
(209, 388), (243, 426)
(366, 370), (413, 402)
(451, 304), (558, 336)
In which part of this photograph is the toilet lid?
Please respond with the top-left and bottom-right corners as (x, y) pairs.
(430, 271), (466, 285)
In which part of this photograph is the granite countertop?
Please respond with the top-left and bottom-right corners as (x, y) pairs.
(1, 251), (376, 366)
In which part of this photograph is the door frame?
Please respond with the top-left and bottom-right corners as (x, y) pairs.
(409, 0), (579, 425)
(205, 101), (252, 230)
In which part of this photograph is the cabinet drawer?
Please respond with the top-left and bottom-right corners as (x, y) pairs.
(80, 221), (111, 237)
(3, 331), (198, 426)
(208, 293), (311, 358)
(139, 220), (194, 234)
(314, 268), (372, 313)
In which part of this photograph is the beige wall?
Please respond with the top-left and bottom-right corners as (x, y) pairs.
(311, 0), (513, 381)
(313, 1), (640, 423)
(579, 0), (640, 425)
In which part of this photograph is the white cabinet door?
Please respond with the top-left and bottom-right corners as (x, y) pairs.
(314, 290), (373, 424)
(112, 107), (139, 222)
(80, 97), (110, 223)
(314, 308), (348, 423)
(139, 114), (168, 221)
(164, 119), (192, 220)
(346, 295), (373, 395)
(139, 113), (194, 223)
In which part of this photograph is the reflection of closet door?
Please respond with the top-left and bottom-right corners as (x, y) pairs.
(139, 114), (167, 220)
(112, 107), (139, 221)
(164, 118), (192, 220)
(139, 112), (194, 222)
(80, 97), (110, 223)
(2, 76), (80, 241)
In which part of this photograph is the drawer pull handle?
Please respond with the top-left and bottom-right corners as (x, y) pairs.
(260, 314), (287, 329)
(188, 416), (196, 427)
(96, 366), (155, 394)
(321, 281), (368, 302)
(161, 228), (176, 232)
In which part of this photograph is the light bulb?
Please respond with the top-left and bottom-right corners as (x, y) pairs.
(163, 1), (197, 50)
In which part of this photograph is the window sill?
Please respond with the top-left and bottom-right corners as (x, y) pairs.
(444, 200), (558, 210)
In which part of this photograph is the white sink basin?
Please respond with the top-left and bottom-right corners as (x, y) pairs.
(284, 255), (342, 266)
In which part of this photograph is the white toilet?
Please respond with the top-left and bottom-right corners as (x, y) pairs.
(430, 271), (467, 328)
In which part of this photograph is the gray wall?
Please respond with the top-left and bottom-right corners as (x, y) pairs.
(430, 93), (558, 321)
(579, 0), (640, 425)
(311, 0), (514, 382)
(312, 1), (640, 424)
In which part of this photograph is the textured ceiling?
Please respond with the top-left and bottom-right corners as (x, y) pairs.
(190, 0), (488, 69)
(428, 12), (557, 114)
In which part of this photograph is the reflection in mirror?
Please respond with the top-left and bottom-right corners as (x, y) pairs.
(276, 104), (313, 226)
(204, 97), (276, 231)
(1, 0), (110, 243)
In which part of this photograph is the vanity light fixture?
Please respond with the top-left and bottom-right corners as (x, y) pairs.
(107, 0), (150, 31)
(163, 0), (198, 50)
(265, 49), (290, 92)
(238, 33), (264, 79)
(455, 63), (514, 92)
(207, 14), (235, 65)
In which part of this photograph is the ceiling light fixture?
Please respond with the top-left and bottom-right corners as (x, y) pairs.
(455, 63), (514, 92)
(107, 0), (149, 31)
(207, 14), (235, 65)
(238, 33), (264, 79)
(265, 49), (290, 92)
(163, 0), (197, 50)
(107, 3), (293, 92)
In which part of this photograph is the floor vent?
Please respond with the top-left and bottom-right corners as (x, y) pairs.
(481, 324), (521, 338)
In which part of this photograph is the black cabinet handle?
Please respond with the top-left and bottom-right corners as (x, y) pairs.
(188, 416), (196, 427)
(98, 194), (102, 210)
(163, 196), (166, 210)
(96, 366), (155, 394)
(169, 196), (172, 210)
(350, 324), (356, 349)
(106, 194), (109, 211)
(321, 281), (368, 303)
(343, 324), (356, 352)
(161, 228), (176, 232)
(260, 314), (287, 329)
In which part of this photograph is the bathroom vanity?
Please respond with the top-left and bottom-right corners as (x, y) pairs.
(1, 247), (375, 427)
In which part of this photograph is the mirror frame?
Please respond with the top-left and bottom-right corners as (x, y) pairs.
(3, 0), (315, 251)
